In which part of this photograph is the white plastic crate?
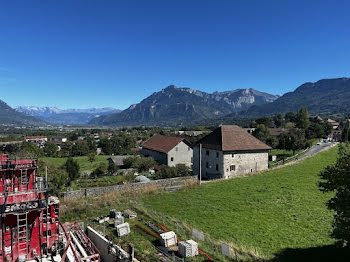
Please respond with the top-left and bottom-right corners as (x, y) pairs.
(178, 240), (198, 257)
(116, 222), (130, 237)
(160, 231), (177, 247)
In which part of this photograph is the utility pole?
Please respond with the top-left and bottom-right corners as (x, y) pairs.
(199, 143), (202, 185)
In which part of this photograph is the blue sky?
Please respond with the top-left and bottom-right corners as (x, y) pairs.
(0, 0), (349, 110)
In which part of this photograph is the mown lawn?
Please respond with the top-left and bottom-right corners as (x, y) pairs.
(143, 146), (338, 259)
(42, 155), (112, 172)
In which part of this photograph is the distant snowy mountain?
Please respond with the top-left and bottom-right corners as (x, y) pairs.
(90, 85), (279, 126)
(15, 106), (121, 125)
(0, 100), (46, 126)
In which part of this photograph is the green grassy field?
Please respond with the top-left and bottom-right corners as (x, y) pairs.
(42, 155), (112, 172)
(143, 146), (338, 259)
(70, 175), (126, 190)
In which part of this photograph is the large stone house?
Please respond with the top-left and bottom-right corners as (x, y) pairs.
(142, 134), (193, 167)
(193, 125), (271, 179)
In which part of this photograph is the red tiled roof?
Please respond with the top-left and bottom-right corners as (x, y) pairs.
(26, 136), (47, 139)
(196, 125), (271, 151)
(142, 134), (185, 153)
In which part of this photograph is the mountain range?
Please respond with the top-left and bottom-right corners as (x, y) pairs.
(15, 106), (121, 125)
(0, 100), (46, 126)
(1, 77), (350, 127)
(240, 77), (350, 117)
(90, 85), (279, 126)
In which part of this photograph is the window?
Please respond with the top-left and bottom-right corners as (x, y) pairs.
(206, 162), (209, 168)
(176, 147), (178, 151)
(230, 165), (236, 171)
(171, 157), (174, 161)
(188, 146), (191, 151)
(250, 169), (253, 173)
(216, 164), (219, 171)
(206, 150), (209, 156)
(216, 152), (219, 158)
(232, 154), (235, 158)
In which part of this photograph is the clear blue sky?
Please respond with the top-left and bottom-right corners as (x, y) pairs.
(0, 0), (349, 110)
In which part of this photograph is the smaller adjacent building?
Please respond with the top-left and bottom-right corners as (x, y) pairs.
(107, 156), (130, 169)
(193, 125), (271, 180)
(142, 134), (193, 167)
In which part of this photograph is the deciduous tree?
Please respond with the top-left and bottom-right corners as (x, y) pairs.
(319, 143), (350, 245)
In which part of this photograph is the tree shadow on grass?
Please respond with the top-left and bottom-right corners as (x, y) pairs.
(271, 244), (350, 262)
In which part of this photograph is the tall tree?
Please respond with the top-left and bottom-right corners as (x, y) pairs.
(65, 158), (80, 182)
(43, 142), (58, 157)
(342, 120), (350, 142)
(273, 113), (285, 128)
(252, 124), (270, 143)
(319, 143), (350, 245)
(296, 107), (310, 129)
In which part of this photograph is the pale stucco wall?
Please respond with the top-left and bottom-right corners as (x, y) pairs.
(167, 141), (193, 167)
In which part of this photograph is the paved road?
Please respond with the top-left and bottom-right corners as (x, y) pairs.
(298, 141), (335, 160)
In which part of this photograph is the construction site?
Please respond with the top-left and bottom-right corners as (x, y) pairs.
(0, 154), (219, 262)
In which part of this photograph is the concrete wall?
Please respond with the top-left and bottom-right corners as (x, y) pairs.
(86, 226), (116, 262)
(62, 176), (197, 199)
(193, 145), (269, 179)
(142, 148), (168, 165)
(167, 141), (193, 167)
(86, 226), (130, 262)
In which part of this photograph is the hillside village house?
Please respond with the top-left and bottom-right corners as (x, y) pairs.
(142, 134), (193, 167)
(327, 118), (340, 129)
(193, 125), (271, 179)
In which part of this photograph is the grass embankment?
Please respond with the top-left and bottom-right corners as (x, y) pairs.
(60, 146), (339, 261)
(43, 155), (112, 172)
(143, 146), (338, 259)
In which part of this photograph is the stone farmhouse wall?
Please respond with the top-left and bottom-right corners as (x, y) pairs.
(193, 145), (269, 179)
(223, 150), (268, 178)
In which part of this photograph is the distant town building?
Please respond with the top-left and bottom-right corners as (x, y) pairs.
(193, 125), (271, 180)
(174, 131), (204, 137)
(142, 134), (193, 167)
(25, 136), (47, 148)
(51, 137), (67, 143)
(329, 130), (342, 142)
(327, 118), (340, 130)
(243, 128), (255, 134)
(268, 128), (290, 137)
